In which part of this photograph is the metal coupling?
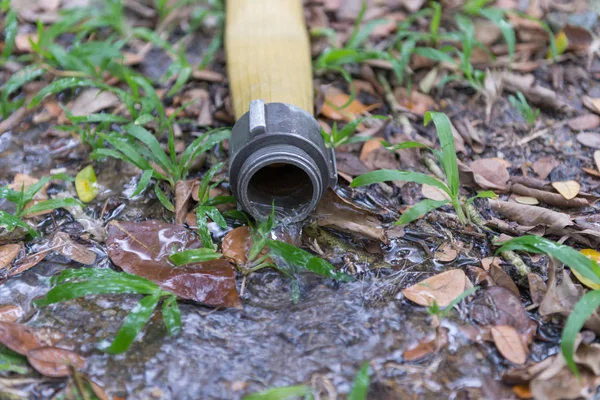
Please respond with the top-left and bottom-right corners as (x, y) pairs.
(229, 100), (337, 222)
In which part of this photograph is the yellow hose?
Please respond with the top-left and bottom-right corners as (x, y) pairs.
(225, 0), (314, 119)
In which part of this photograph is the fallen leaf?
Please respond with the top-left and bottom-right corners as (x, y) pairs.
(594, 150), (600, 172)
(474, 19), (502, 46)
(551, 180), (580, 200)
(574, 249), (600, 290)
(402, 330), (448, 361)
(568, 114), (600, 131)
(469, 159), (510, 190)
(532, 157), (559, 180)
(434, 242), (458, 263)
(583, 96), (600, 115)
(221, 226), (253, 265)
(320, 86), (379, 122)
(562, 25), (594, 53)
(511, 183), (589, 208)
(393, 87), (436, 116)
(9, 173), (48, 200)
(50, 232), (96, 265)
(175, 180), (194, 225)
(0, 322), (43, 355)
(422, 184), (450, 201)
(402, 269), (466, 307)
(489, 262), (520, 296)
(8, 252), (47, 277)
(0, 244), (22, 269)
(106, 220), (241, 308)
(527, 273), (546, 305)
(335, 152), (370, 178)
(14, 33), (38, 53)
(492, 325), (528, 364)
(75, 165), (98, 203)
(68, 88), (120, 117)
(512, 384), (533, 399)
(576, 132), (600, 149)
(514, 196), (539, 205)
(530, 361), (600, 400)
(315, 189), (387, 243)
(0, 305), (24, 323)
(489, 200), (573, 231)
(359, 139), (399, 171)
(27, 347), (85, 378)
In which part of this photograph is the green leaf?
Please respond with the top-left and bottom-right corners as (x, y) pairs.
(103, 291), (161, 354)
(562, 290), (600, 376)
(205, 195), (236, 206)
(397, 199), (449, 225)
(351, 169), (450, 195)
(205, 206), (227, 229)
(75, 165), (98, 203)
(0, 210), (38, 237)
(480, 8), (515, 61)
(179, 129), (230, 179)
(49, 267), (151, 286)
(162, 295), (181, 336)
(35, 278), (160, 307)
(29, 78), (103, 108)
(197, 162), (225, 205)
(196, 206), (215, 249)
(438, 286), (479, 318)
(130, 169), (154, 198)
(68, 113), (128, 124)
(465, 190), (497, 208)
(0, 345), (28, 374)
(414, 47), (455, 65)
(382, 141), (431, 151)
(267, 240), (352, 281)
(348, 362), (370, 400)
(497, 236), (600, 286)
(243, 385), (312, 400)
(135, 114), (155, 125)
(1, 8), (17, 59)
(126, 124), (173, 174)
(167, 65), (192, 96)
(430, 1), (442, 39)
(0, 185), (22, 203)
(154, 184), (174, 211)
(169, 248), (222, 265)
(424, 111), (460, 198)
(22, 198), (83, 216)
(2, 66), (46, 104)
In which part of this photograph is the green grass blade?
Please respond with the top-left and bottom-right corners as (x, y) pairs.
(382, 141), (431, 151)
(103, 292), (161, 354)
(68, 113), (128, 124)
(162, 295), (182, 336)
(179, 129), (230, 178)
(465, 190), (497, 208)
(267, 240), (352, 281)
(348, 362), (370, 400)
(205, 195), (236, 206)
(414, 47), (455, 64)
(562, 290), (600, 376)
(126, 124), (173, 173)
(154, 185), (174, 212)
(243, 385), (312, 400)
(205, 207), (227, 229)
(397, 199), (449, 225)
(22, 198), (83, 216)
(169, 248), (222, 265)
(351, 169), (450, 195)
(1, 8), (17, 59)
(103, 134), (153, 171)
(0, 210), (38, 237)
(0, 186), (22, 203)
(50, 268), (152, 286)
(197, 162), (225, 204)
(29, 78), (101, 108)
(439, 286), (479, 317)
(23, 173), (72, 202)
(424, 111), (460, 198)
(497, 236), (600, 285)
(2, 66), (46, 103)
(196, 206), (215, 249)
(167, 65), (192, 96)
(130, 169), (154, 198)
(35, 279), (160, 307)
(480, 8), (515, 61)
(0, 345), (28, 374)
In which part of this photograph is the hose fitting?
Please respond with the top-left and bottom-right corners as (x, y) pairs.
(229, 100), (337, 222)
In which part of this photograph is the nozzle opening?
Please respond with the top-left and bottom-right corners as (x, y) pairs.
(247, 163), (314, 212)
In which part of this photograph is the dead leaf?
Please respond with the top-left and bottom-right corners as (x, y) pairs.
(320, 86), (379, 122)
(489, 200), (573, 231)
(402, 330), (448, 361)
(469, 159), (510, 190)
(0, 305), (24, 323)
(532, 157), (559, 180)
(359, 139), (399, 171)
(512, 384), (533, 399)
(68, 88), (120, 117)
(577, 132), (600, 149)
(492, 325), (528, 364)
(422, 184), (450, 201)
(106, 220), (241, 308)
(27, 347), (85, 378)
(568, 114), (600, 131)
(402, 269), (466, 307)
(474, 19), (502, 46)
(50, 232), (96, 265)
(595, 150), (600, 172)
(527, 273), (546, 305)
(530, 361), (600, 400)
(511, 183), (589, 208)
(0, 244), (22, 269)
(434, 242), (458, 263)
(514, 196), (539, 205)
(562, 25), (594, 53)
(540, 269), (584, 317)
(393, 87), (436, 116)
(221, 226), (253, 266)
(14, 33), (38, 53)
(335, 152), (370, 178)
(9, 173), (48, 200)
(9, 252), (47, 277)
(0, 322), (43, 355)
(175, 180), (194, 225)
(551, 180), (580, 200)
(489, 262), (520, 296)
(314, 190), (387, 243)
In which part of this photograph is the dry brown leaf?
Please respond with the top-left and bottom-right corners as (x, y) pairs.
(0, 322), (43, 355)
(474, 19), (502, 46)
(68, 88), (120, 117)
(0, 305), (24, 323)
(583, 96), (600, 115)
(514, 196), (539, 205)
(0, 244), (22, 270)
(221, 226), (253, 266)
(551, 180), (580, 200)
(489, 262), (520, 296)
(401, 269), (466, 307)
(511, 184), (589, 208)
(492, 325), (528, 364)
(393, 87), (436, 116)
(527, 273), (546, 305)
(402, 330), (448, 361)
(174, 180), (194, 225)
(512, 384), (533, 399)
(576, 132), (600, 149)
(469, 159), (510, 190)
(359, 139), (398, 171)
(320, 86), (379, 122)
(489, 200), (573, 231)
(582, 167), (600, 178)
(562, 25), (594, 53)
(27, 347), (85, 378)
(335, 152), (369, 178)
(434, 242), (458, 263)
(422, 184), (450, 201)
(568, 114), (600, 131)
(14, 33), (38, 53)
(9, 252), (47, 277)
(50, 232), (96, 265)
(532, 157), (559, 180)
(9, 174), (48, 200)
(594, 150), (600, 172)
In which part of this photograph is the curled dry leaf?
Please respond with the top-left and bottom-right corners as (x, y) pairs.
(8, 251), (47, 278)
(393, 87), (436, 116)
(402, 329), (448, 361)
(50, 232), (96, 265)
(27, 347), (85, 378)
(532, 157), (559, 180)
(527, 273), (546, 305)
(221, 226), (253, 266)
(551, 180), (580, 200)
(106, 220), (241, 308)
(0, 244), (22, 269)
(510, 184), (589, 208)
(175, 180), (194, 225)
(469, 159), (510, 191)
(320, 86), (379, 122)
(0, 322), (43, 355)
(488, 262), (520, 296)
(492, 325), (528, 365)
(0, 305), (24, 323)
(568, 114), (600, 131)
(314, 189), (387, 243)
(422, 184), (450, 201)
(68, 88), (120, 117)
(514, 196), (539, 205)
(434, 242), (458, 263)
(489, 200), (573, 231)
(10, 173), (48, 200)
(401, 269), (466, 307)
(576, 132), (600, 149)
(359, 139), (398, 171)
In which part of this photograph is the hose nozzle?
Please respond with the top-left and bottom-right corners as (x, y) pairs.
(229, 100), (337, 222)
